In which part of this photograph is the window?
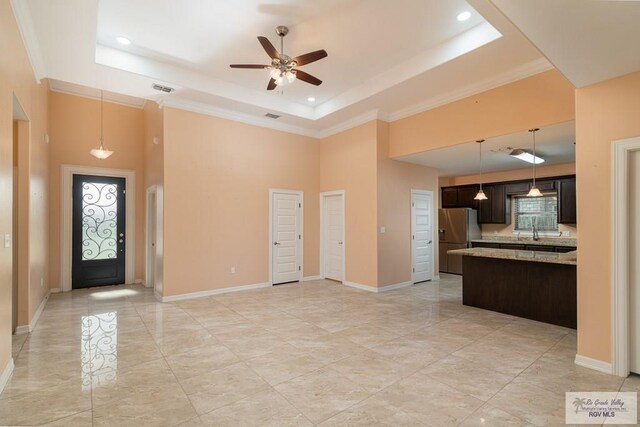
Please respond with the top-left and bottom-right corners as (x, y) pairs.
(514, 195), (558, 231)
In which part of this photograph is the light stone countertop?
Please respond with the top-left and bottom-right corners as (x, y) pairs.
(448, 247), (577, 266)
(471, 236), (577, 247)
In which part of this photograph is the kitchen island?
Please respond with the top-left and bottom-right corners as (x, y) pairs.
(448, 247), (577, 328)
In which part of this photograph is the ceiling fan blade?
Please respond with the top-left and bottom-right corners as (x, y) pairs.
(258, 36), (280, 59)
(295, 70), (322, 86)
(230, 64), (269, 69)
(267, 78), (277, 90)
(292, 49), (327, 66)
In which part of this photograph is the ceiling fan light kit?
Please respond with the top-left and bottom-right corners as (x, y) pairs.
(230, 26), (328, 91)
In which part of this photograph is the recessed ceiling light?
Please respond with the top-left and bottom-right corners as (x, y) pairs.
(457, 11), (471, 22)
(116, 36), (131, 46)
(307, 97), (316, 103)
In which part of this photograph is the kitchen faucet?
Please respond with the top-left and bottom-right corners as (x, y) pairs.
(532, 224), (540, 241)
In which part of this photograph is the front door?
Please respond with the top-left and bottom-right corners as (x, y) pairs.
(411, 191), (434, 283)
(323, 193), (344, 282)
(271, 191), (301, 285)
(72, 174), (126, 289)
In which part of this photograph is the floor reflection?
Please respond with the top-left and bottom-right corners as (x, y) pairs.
(81, 311), (118, 390)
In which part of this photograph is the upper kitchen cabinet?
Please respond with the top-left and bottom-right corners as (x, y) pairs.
(478, 184), (511, 224)
(441, 185), (479, 209)
(557, 177), (577, 224)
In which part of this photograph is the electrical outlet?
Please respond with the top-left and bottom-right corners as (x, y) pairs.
(380, 226), (386, 234)
(231, 267), (236, 274)
(3, 234), (10, 248)
(562, 231), (571, 237)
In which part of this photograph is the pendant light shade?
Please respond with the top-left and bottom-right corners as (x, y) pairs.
(90, 91), (114, 160)
(526, 128), (542, 197)
(474, 139), (488, 201)
(474, 189), (488, 201)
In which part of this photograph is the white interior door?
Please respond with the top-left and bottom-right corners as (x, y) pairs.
(146, 191), (156, 290)
(272, 192), (301, 285)
(412, 191), (434, 283)
(630, 150), (639, 373)
(323, 193), (344, 282)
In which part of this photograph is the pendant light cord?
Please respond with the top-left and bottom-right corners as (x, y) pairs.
(478, 140), (483, 190)
(530, 128), (539, 187)
(100, 90), (104, 149)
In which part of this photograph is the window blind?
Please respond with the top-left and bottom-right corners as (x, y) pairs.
(514, 195), (558, 231)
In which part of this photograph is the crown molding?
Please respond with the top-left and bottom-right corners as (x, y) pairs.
(387, 57), (553, 122)
(10, 0), (46, 83)
(160, 97), (321, 139)
(49, 85), (147, 109)
(317, 110), (388, 139)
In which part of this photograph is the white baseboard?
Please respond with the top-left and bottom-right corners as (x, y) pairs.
(575, 354), (613, 375)
(378, 281), (413, 292)
(344, 280), (413, 293)
(302, 275), (322, 281)
(344, 281), (378, 293)
(0, 358), (14, 395)
(14, 325), (30, 335)
(159, 282), (271, 303)
(15, 289), (51, 335)
(50, 287), (60, 293)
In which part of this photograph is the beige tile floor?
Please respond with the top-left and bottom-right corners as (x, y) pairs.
(1, 274), (637, 426)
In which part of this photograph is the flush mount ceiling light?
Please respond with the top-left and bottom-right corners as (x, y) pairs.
(230, 26), (328, 90)
(307, 97), (316, 103)
(474, 140), (488, 201)
(115, 36), (131, 45)
(526, 128), (542, 197)
(457, 11), (471, 21)
(509, 149), (545, 164)
(89, 91), (114, 160)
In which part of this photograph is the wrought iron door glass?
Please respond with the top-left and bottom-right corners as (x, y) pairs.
(81, 182), (118, 260)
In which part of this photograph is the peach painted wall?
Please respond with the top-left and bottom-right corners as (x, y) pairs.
(0, 0), (50, 377)
(144, 102), (164, 188)
(48, 92), (146, 288)
(389, 70), (575, 158)
(143, 102), (164, 292)
(162, 107), (320, 296)
(377, 121), (440, 287)
(575, 71), (640, 363)
(320, 121), (378, 288)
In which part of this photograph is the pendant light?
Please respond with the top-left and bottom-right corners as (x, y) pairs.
(526, 128), (542, 197)
(474, 139), (488, 201)
(90, 90), (114, 160)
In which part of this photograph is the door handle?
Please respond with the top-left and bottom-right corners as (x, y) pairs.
(273, 242), (280, 246)
(338, 241), (343, 245)
(428, 240), (432, 244)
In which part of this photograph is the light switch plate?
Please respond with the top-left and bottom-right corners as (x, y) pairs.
(4, 234), (11, 248)
(380, 226), (386, 234)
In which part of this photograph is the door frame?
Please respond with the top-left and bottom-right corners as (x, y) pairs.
(611, 136), (640, 376)
(320, 190), (346, 283)
(268, 189), (304, 286)
(145, 185), (157, 290)
(60, 165), (136, 292)
(411, 189), (435, 284)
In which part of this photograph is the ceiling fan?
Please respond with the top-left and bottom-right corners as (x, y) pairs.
(230, 25), (328, 91)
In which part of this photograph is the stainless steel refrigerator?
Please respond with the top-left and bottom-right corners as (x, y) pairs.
(438, 208), (481, 274)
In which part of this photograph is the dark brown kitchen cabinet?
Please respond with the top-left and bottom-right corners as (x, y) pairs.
(557, 178), (577, 224)
(525, 245), (555, 252)
(555, 246), (577, 253)
(535, 180), (556, 192)
(441, 186), (479, 209)
(505, 182), (530, 195)
(478, 184), (510, 224)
